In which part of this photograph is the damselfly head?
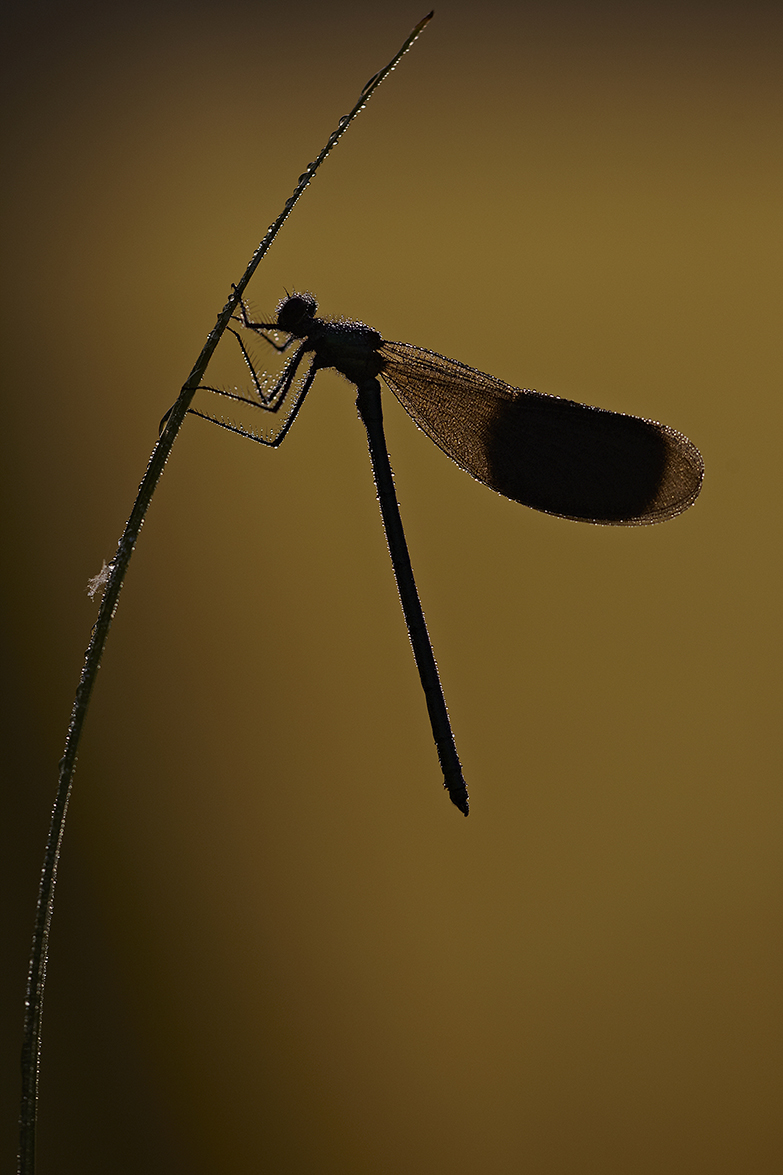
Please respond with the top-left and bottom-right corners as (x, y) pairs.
(277, 292), (318, 335)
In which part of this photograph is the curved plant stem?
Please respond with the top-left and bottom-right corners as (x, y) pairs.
(17, 13), (433, 1173)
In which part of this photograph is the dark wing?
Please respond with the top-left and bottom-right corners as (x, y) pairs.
(379, 340), (703, 525)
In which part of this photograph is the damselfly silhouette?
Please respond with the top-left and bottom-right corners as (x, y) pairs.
(191, 292), (704, 815)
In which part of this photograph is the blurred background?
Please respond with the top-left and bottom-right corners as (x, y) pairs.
(2, 1), (781, 1171)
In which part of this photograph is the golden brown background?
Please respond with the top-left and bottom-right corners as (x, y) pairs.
(3, 1), (781, 1171)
